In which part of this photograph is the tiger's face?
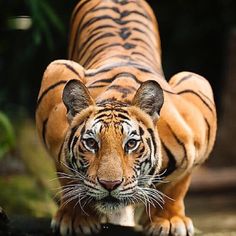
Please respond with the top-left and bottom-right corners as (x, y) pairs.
(61, 80), (164, 214)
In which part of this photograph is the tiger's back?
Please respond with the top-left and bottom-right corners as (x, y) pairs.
(35, 0), (217, 235)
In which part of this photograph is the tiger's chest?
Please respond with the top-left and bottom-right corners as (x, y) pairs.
(101, 205), (135, 227)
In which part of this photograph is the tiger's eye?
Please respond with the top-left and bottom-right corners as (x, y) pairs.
(126, 139), (138, 150)
(84, 138), (98, 150)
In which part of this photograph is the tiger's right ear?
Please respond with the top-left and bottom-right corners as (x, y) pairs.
(132, 80), (164, 122)
(62, 79), (94, 122)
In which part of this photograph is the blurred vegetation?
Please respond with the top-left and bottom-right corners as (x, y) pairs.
(0, 119), (58, 217)
(0, 0), (77, 115)
(0, 112), (15, 159)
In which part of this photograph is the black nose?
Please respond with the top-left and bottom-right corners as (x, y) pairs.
(98, 178), (122, 191)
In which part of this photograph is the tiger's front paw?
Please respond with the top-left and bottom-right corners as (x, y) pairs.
(145, 216), (194, 236)
(51, 206), (101, 235)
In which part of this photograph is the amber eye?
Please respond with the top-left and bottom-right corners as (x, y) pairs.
(83, 138), (98, 151)
(125, 139), (139, 151)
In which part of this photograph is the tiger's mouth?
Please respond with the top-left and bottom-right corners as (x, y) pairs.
(95, 196), (124, 213)
(100, 196), (121, 204)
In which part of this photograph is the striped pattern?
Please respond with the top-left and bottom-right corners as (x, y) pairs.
(69, 0), (162, 71)
(35, 1), (217, 235)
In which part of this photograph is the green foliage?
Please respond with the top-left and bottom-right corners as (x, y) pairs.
(0, 112), (15, 159)
(0, 175), (57, 217)
(0, 0), (77, 113)
(25, 0), (65, 50)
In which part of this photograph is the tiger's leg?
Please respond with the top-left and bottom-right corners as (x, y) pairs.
(51, 177), (101, 236)
(144, 174), (194, 236)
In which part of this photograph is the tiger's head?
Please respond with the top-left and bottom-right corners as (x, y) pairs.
(60, 79), (164, 214)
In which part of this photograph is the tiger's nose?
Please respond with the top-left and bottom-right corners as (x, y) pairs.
(98, 178), (122, 191)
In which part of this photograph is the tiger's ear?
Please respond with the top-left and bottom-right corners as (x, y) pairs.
(132, 80), (164, 121)
(62, 79), (94, 122)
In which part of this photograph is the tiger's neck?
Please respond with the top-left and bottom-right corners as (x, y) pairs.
(69, 0), (163, 74)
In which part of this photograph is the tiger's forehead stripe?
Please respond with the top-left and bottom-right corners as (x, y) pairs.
(93, 111), (132, 127)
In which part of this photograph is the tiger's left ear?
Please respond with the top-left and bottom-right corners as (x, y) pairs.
(132, 80), (164, 121)
(62, 79), (94, 122)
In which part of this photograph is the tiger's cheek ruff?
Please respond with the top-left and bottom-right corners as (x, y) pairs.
(60, 108), (98, 175)
(127, 109), (162, 178)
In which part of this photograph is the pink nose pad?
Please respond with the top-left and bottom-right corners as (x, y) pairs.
(98, 179), (122, 191)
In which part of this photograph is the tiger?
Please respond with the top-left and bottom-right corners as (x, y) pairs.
(35, 0), (217, 235)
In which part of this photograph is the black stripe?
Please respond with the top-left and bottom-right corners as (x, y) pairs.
(54, 63), (82, 79)
(78, 32), (115, 61)
(79, 15), (154, 37)
(146, 138), (152, 151)
(138, 66), (153, 74)
(67, 125), (80, 151)
(94, 113), (109, 121)
(161, 142), (177, 177)
(122, 10), (152, 21)
(177, 89), (214, 113)
(163, 89), (176, 95)
(174, 73), (206, 87)
(70, 0), (91, 26)
(205, 118), (211, 143)
(132, 27), (156, 44)
(58, 142), (64, 162)
(148, 165), (156, 176)
(174, 75), (193, 87)
(85, 62), (155, 77)
(198, 90), (215, 106)
(131, 38), (156, 61)
(79, 16), (118, 36)
(106, 85), (136, 98)
(88, 24), (116, 36)
(70, 1), (101, 58)
(147, 128), (157, 155)
(91, 6), (120, 14)
(42, 119), (48, 147)
(96, 107), (115, 114)
(88, 85), (105, 89)
(36, 80), (67, 109)
(166, 124), (187, 159)
(71, 136), (79, 151)
(83, 43), (121, 67)
(131, 37), (155, 54)
(87, 54), (131, 69)
(96, 105), (129, 114)
(139, 126), (144, 136)
(114, 108), (129, 113)
(89, 72), (142, 87)
(119, 27), (131, 40)
(117, 113), (130, 121)
(84, 42), (137, 68)
(78, 145), (85, 154)
(131, 51), (157, 67)
(85, 68), (112, 77)
(123, 42), (136, 49)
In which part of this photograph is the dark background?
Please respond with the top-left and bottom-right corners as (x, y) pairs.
(1, 0), (236, 116)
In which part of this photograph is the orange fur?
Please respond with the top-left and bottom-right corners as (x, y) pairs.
(36, 0), (217, 235)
